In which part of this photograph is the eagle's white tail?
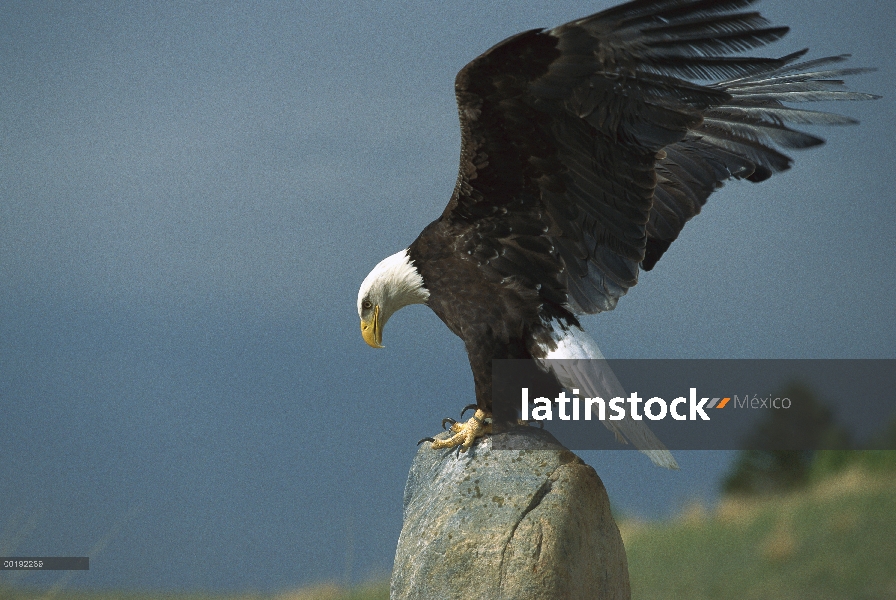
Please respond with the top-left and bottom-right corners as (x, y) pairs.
(536, 322), (679, 470)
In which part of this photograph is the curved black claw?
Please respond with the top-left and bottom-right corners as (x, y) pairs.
(417, 437), (436, 446)
(460, 404), (478, 418)
(442, 418), (457, 430)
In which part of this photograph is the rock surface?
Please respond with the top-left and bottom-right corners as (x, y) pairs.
(391, 427), (630, 600)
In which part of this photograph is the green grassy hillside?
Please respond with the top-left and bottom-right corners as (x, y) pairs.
(622, 468), (896, 600)
(3, 468), (893, 600)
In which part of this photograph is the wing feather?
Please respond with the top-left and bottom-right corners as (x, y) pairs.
(442, 0), (876, 308)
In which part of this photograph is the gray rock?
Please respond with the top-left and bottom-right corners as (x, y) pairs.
(391, 427), (630, 600)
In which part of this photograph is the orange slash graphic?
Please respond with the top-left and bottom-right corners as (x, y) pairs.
(716, 397), (730, 409)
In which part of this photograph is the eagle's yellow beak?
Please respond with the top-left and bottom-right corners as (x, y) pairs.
(361, 304), (384, 348)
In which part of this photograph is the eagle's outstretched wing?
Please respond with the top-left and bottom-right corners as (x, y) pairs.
(442, 0), (876, 314)
(644, 52), (877, 270)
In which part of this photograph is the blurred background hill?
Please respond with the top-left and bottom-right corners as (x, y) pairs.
(5, 382), (894, 599)
(4, 452), (893, 600)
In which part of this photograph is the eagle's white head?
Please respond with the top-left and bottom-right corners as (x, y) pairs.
(357, 249), (429, 348)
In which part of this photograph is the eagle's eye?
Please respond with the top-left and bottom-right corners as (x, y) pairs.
(362, 300), (372, 310)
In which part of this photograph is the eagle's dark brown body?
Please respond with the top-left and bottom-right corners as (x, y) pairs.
(409, 218), (578, 411)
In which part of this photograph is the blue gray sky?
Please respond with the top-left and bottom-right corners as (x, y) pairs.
(1, 0), (894, 594)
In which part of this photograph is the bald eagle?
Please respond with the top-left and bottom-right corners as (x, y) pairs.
(357, 0), (875, 468)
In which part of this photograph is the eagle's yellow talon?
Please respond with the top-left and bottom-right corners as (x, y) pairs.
(429, 409), (492, 451)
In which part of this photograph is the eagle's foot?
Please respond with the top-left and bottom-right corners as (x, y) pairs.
(426, 408), (492, 452)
